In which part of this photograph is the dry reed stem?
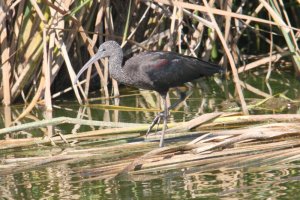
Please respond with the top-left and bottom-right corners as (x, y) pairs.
(29, 0), (47, 23)
(279, 0), (299, 50)
(11, 76), (46, 124)
(9, 0), (24, 69)
(2, 115), (300, 176)
(91, 0), (105, 46)
(259, 0), (300, 72)
(238, 51), (291, 73)
(134, 141), (300, 175)
(0, 116), (146, 136)
(55, 38), (85, 103)
(123, 122), (300, 174)
(224, 0), (232, 42)
(1, 0), (299, 107)
(43, 28), (53, 111)
(151, 112), (223, 136)
(193, 123), (300, 153)
(43, 0), (110, 99)
(8, 0), (45, 101)
(106, 2), (120, 97)
(259, 0), (290, 33)
(239, 80), (272, 98)
(203, 0), (249, 115)
(156, 0), (300, 32)
(0, 2), (7, 25)
(0, 141), (153, 176)
(266, 11), (274, 81)
(182, 8), (213, 29)
(44, 1), (88, 103)
(200, 114), (300, 128)
(200, 0), (215, 61)
(10, 0), (50, 117)
(121, 5), (151, 47)
(0, 10), (11, 105)
(119, 112), (300, 174)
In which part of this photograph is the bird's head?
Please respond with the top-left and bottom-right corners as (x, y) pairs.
(97, 40), (121, 58)
(74, 40), (121, 84)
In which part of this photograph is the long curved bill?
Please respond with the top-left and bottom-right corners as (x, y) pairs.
(73, 50), (103, 84)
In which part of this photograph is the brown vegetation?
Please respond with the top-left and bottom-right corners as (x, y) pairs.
(0, 0), (300, 178)
(0, 0), (299, 111)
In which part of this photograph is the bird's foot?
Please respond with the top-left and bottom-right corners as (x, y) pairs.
(44, 132), (70, 146)
(145, 112), (165, 138)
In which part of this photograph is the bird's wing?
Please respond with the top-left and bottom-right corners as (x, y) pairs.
(144, 52), (222, 89)
(122, 52), (222, 93)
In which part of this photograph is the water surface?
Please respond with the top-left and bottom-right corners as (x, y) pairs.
(1, 70), (300, 199)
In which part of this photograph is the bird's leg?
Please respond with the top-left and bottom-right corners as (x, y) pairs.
(159, 95), (168, 147)
(145, 111), (164, 137)
(168, 91), (186, 110)
(154, 114), (162, 132)
(145, 91), (187, 137)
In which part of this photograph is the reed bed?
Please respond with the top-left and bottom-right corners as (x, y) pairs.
(1, 112), (300, 177)
(0, 0), (300, 179)
(0, 0), (299, 115)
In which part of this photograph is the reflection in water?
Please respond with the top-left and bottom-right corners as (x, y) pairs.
(1, 161), (300, 199)
(3, 106), (11, 140)
(0, 70), (300, 199)
(44, 110), (54, 139)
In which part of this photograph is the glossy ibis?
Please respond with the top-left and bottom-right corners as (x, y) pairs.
(74, 41), (223, 147)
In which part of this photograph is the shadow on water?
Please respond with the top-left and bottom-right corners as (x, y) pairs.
(0, 70), (300, 199)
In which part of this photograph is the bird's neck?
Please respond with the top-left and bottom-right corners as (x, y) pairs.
(108, 50), (127, 84)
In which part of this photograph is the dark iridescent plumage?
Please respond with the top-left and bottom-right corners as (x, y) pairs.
(75, 41), (223, 147)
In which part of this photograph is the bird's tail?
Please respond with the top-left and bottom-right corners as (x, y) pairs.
(200, 60), (225, 76)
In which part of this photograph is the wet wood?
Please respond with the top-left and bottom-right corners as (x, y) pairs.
(121, 121), (300, 174)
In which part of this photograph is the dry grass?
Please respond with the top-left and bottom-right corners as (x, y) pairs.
(0, 0), (300, 179)
(0, 0), (299, 114)
(1, 113), (300, 177)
